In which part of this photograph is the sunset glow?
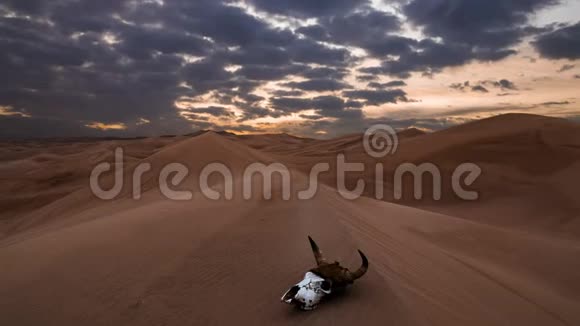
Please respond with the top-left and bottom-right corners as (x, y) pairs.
(0, 0), (579, 138)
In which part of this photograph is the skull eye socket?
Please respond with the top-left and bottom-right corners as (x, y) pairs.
(321, 280), (331, 291)
(282, 286), (300, 303)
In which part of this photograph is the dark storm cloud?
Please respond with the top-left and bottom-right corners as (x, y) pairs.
(238, 93), (265, 103)
(271, 90), (305, 97)
(269, 95), (363, 120)
(2, 0), (48, 15)
(534, 22), (580, 59)
(269, 97), (311, 113)
(282, 79), (351, 92)
(156, 0), (295, 48)
(185, 106), (235, 117)
(300, 10), (410, 57)
(236, 106), (279, 122)
(356, 75), (378, 82)
(0, 0), (572, 138)
(226, 45), (291, 66)
(1, 0), (296, 137)
(299, 114), (324, 120)
(245, 0), (368, 18)
(183, 58), (232, 86)
(343, 89), (409, 106)
(236, 64), (308, 81)
(299, 67), (348, 79)
(347, 0), (558, 78)
(359, 40), (477, 79)
(345, 101), (365, 109)
(223, 37), (352, 68)
(117, 25), (212, 60)
(287, 39), (352, 65)
(47, 0), (136, 34)
(368, 81), (407, 89)
(0, 17), (90, 67)
(295, 25), (329, 40)
(404, 0), (558, 49)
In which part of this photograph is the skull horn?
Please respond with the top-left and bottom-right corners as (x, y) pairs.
(346, 250), (369, 281)
(308, 236), (327, 266)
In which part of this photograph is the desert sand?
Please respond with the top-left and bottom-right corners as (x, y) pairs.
(1, 113), (579, 325)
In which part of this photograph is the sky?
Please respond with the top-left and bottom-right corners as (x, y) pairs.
(0, 0), (579, 139)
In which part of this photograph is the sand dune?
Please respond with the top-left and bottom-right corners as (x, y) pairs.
(236, 114), (580, 236)
(1, 114), (580, 325)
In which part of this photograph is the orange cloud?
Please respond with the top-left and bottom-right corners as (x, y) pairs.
(85, 122), (127, 131)
(0, 106), (31, 118)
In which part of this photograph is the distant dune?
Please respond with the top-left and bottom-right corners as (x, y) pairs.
(1, 114), (580, 325)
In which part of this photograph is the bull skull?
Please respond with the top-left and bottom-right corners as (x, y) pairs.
(281, 236), (369, 310)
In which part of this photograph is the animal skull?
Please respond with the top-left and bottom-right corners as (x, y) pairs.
(281, 272), (331, 310)
(281, 236), (369, 310)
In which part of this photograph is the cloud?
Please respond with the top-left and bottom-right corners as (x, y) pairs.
(269, 95), (364, 123)
(449, 81), (470, 91)
(450, 79), (517, 93)
(282, 79), (351, 92)
(359, 40), (485, 79)
(185, 106), (235, 117)
(404, 0), (558, 49)
(299, 67), (348, 79)
(487, 79), (517, 90)
(117, 25), (212, 60)
(557, 64), (576, 73)
(534, 22), (580, 59)
(497, 92), (518, 97)
(236, 106), (279, 122)
(0, 105), (30, 117)
(85, 122), (128, 131)
(450, 83), (489, 93)
(236, 64), (307, 81)
(367, 81), (407, 89)
(471, 85), (489, 93)
(356, 75), (378, 82)
(299, 114), (324, 120)
(301, 10), (409, 57)
(0, 0), (574, 138)
(271, 90), (304, 97)
(2, 0), (48, 15)
(287, 39), (352, 65)
(343, 89), (409, 106)
(362, 0), (560, 78)
(245, 0), (368, 18)
(539, 101), (571, 106)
